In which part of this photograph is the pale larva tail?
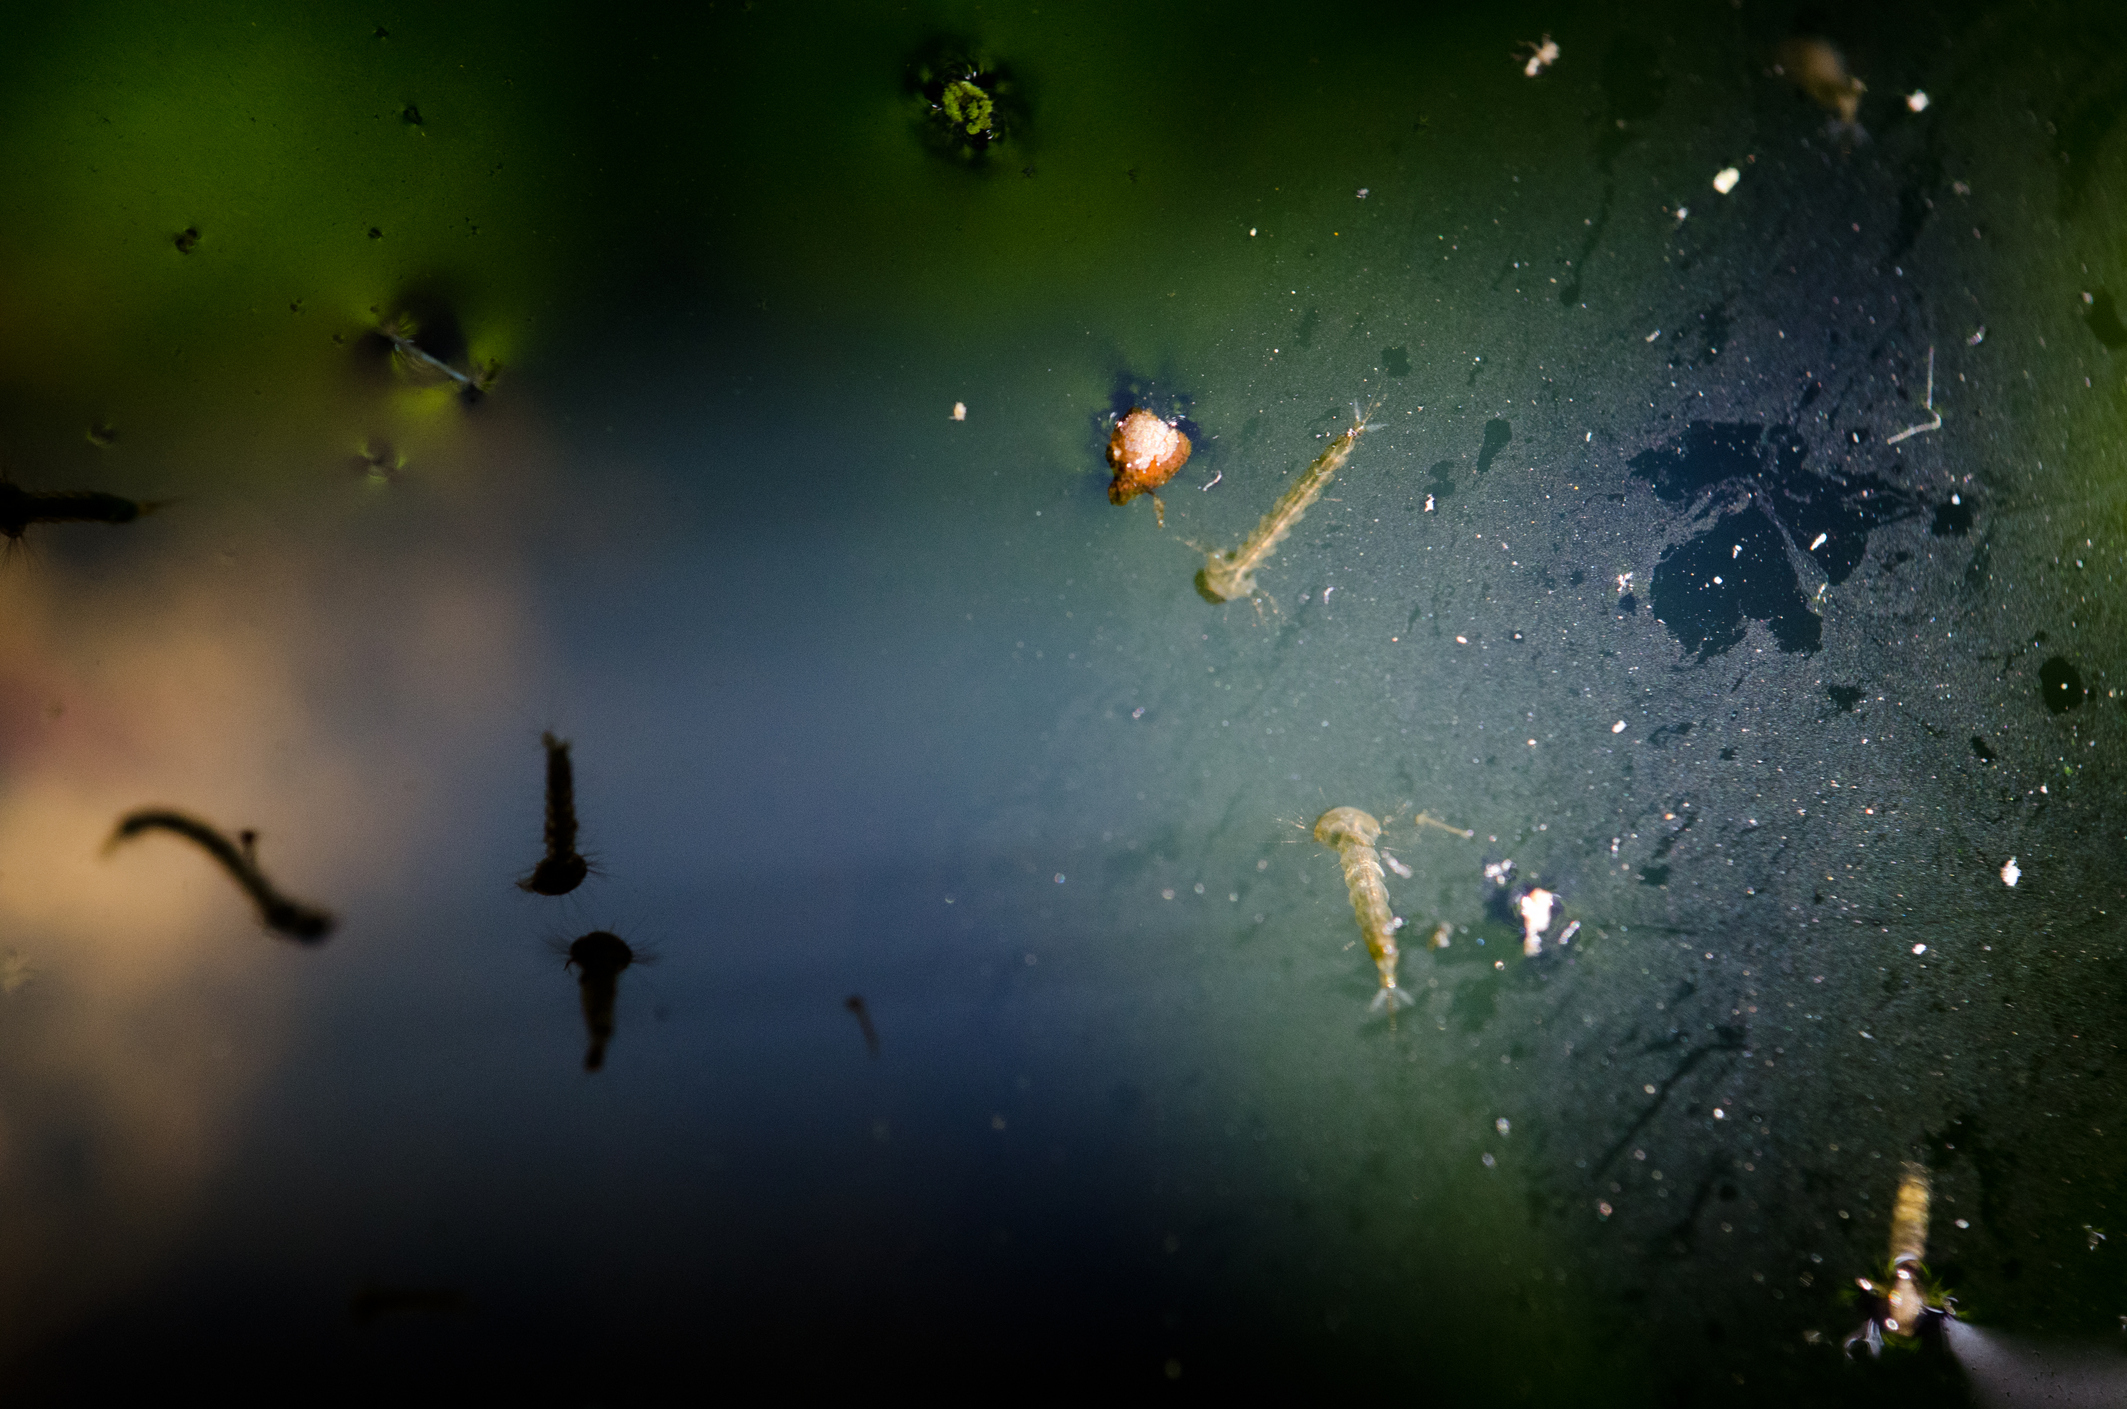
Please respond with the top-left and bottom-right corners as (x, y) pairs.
(1368, 985), (1417, 1013)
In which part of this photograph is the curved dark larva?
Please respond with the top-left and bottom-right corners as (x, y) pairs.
(105, 808), (335, 942)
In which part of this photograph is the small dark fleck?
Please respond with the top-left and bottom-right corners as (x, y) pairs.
(368, 227), (383, 239)
(1618, 593), (1637, 614)
(2039, 656), (2085, 714)
(1969, 736), (1996, 762)
(373, 25), (389, 39)
(1827, 685), (1863, 712)
(402, 104), (423, 125)
(174, 226), (200, 254)
(1719, 747), (1736, 760)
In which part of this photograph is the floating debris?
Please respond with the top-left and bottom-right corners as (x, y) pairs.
(1907, 90), (1930, 112)
(0, 481), (163, 545)
(1107, 408), (1192, 526)
(1885, 347), (1942, 444)
(1713, 166), (1740, 194)
(2000, 856), (2020, 887)
(845, 994), (880, 1056)
(951, 401), (967, 421)
(1517, 35), (1559, 79)
(1775, 37), (1866, 134)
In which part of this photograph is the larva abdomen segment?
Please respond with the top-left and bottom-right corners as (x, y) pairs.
(1197, 410), (1373, 604)
(1313, 806), (1413, 1009)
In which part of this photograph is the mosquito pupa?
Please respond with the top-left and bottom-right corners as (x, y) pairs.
(1196, 404), (1376, 609)
(105, 808), (335, 942)
(845, 994), (881, 1056)
(1312, 807), (1414, 1012)
(564, 929), (634, 1072)
(519, 732), (590, 896)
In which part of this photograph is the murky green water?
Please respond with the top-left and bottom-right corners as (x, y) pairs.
(1, 1), (2124, 1401)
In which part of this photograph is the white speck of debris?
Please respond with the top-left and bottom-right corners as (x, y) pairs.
(2001, 856), (2020, 887)
(1809, 532), (1829, 551)
(1456, 635), (1468, 644)
(1424, 493), (1436, 512)
(1913, 943), (1927, 955)
(1712, 575), (1723, 585)
(1612, 720), (1627, 734)
(1713, 166), (1740, 194)
(1484, 859), (1516, 885)
(1907, 91), (1930, 112)
(1714, 1107), (1726, 1119)
(1518, 887), (1557, 956)
(1382, 850), (1413, 879)
(2086, 291), (2096, 305)
(1496, 1117), (1511, 1136)
(1675, 206), (1689, 223)
(1558, 920), (1581, 945)
(1644, 329), (1661, 343)
(1861, 1031), (1874, 1039)
(1249, 227), (1257, 237)
(1482, 1152), (1497, 1167)
(1968, 326), (1986, 346)
(1732, 543), (1742, 559)
(1585, 430), (1592, 442)
(1322, 586), (1334, 603)
(1951, 493), (1961, 504)
(1616, 572), (1633, 592)
(1356, 187), (1369, 199)
(1520, 36), (1559, 78)
(951, 401), (967, 421)
(1956, 1219), (1970, 1229)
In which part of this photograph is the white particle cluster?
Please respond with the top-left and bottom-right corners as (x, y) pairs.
(1713, 166), (1740, 194)
(1907, 91), (1930, 112)
(2000, 857), (2020, 887)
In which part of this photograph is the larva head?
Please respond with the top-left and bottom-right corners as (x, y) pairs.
(520, 854), (589, 896)
(567, 929), (635, 977)
(1313, 807), (1381, 849)
(1195, 559), (1255, 604)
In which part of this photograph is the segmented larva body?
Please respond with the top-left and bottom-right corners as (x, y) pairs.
(1883, 1163), (1933, 1333)
(1313, 806), (1413, 1011)
(0, 482), (156, 541)
(1197, 408), (1374, 605)
(521, 732), (589, 896)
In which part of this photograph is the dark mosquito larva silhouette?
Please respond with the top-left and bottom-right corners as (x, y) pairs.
(105, 808), (335, 942)
(565, 930), (634, 1072)
(0, 481), (164, 544)
(845, 995), (880, 1056)
(519, 732), (590, 895)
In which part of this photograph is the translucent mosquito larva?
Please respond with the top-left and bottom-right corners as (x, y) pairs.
(0, 480), (163, 544)
(105, 808), (335, 942)
(845, 994), (881, 1056)
(1196, 403), (1377, 609)
(1312, 807), (1414, 1013)
(519, 732), (590, 896)
(565, 929), (634, 1072)
(1846, 1163), (1949, 1356)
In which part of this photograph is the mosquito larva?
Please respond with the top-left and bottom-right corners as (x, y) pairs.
(1195, 403), (1377, 608)
(1312, 807), (1414, 1012)
(105, 808), (335, 942)
(565, 929), (634, 1072)
(520, 732), (590, 896)
(845, 994), (881, 1056)
(0, 481), (163, 544)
